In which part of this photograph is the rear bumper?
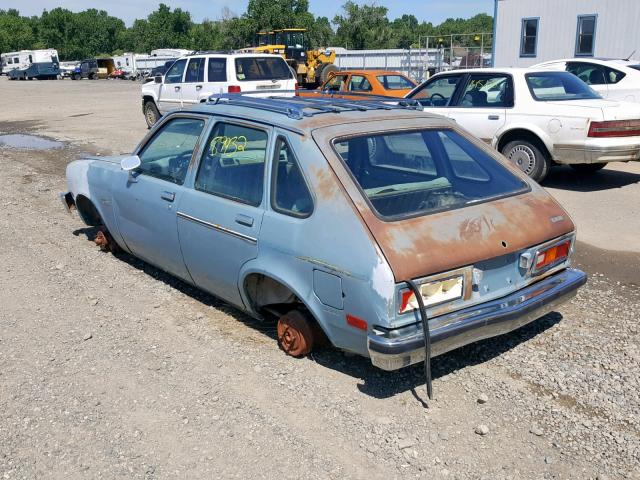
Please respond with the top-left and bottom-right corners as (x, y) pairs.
(367, 268), (587, 371)
(554, 139), (640, 164)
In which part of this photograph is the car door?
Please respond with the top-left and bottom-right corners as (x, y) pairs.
(113, 114), (207, 281)
(566, 61), (609, 98)
(158, 58), (187, 114)
(203, 57), (227, 96)
(444, 73), (512, 144)
(407, 73), (465, 117)
(176, 120), (270, 307)
(348, 74), (373, 94)
(180, 57), (206, 107)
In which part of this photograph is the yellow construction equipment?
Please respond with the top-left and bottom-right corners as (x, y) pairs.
(249, 28), (338, 88)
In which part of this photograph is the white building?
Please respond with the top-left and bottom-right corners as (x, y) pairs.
(493, 0), (640, 67)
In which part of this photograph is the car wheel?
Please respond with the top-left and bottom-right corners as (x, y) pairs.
(502, 139), (551, 182)
(570, 163), (607, 174)
(143, 101), (161, 128)
(317, 63), (339, 85)
(276, 310), (324, 358)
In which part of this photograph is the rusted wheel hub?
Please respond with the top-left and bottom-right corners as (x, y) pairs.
(94, 228), (119, 253)
(277, 310), (315, 357)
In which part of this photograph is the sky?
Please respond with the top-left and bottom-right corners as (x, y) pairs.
(2, 0), (494, 25)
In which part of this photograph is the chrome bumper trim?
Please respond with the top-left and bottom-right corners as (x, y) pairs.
(367, 268), (587, 371)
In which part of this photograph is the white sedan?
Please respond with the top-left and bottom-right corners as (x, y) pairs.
(533, 58), (640, 103)
(405, 68), (640, 181)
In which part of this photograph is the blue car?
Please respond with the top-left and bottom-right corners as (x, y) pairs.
(61, 95), (586, 387)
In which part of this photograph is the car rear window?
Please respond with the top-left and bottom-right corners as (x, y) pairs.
(235, 57), (292, 81)
(333, 129), (528, 219)
(525, 71), (601, 101)
(377, 75), (415, 90)
(629, 64), (640, 72)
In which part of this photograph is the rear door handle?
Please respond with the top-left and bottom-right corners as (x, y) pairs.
(488, 114), (500, 120)
(161, 191), (175, 202)
(174, 86), (181, 92)
(235, 214), (254, 227)
(196, 85), (202, 91)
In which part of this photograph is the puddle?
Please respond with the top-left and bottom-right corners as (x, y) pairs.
(0, 134), (63, 150)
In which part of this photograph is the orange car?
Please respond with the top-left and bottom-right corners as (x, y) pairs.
(302, 70), (417, 98)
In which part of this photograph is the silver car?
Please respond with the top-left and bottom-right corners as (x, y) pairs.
(61, 95), (586, 394)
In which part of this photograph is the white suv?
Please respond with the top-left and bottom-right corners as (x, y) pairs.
(141, 52), (297, 127)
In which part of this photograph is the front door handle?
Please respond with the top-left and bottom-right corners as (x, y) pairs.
(161, 191), (175, 202)
(235, 214), (254, 227)
(196, 85), (202, 91)
(488, 114), (500, 120)
(174, 86), (181, 92)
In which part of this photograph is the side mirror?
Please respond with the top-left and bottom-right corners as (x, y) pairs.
(121, 155), (141, 171)
(154, 75), (162, 84)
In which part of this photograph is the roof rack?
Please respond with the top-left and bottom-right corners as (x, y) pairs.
(206, 92), (422, 120)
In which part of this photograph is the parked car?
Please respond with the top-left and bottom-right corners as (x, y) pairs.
(71, 59), (99, 80)
(533, 58), (640, 103)
(405, 68), (640, 181)
(61, 95), (586, 376)
(147, 60), (177, 80)
(141, 52), (297, 128)
(301, 69), (417, 98)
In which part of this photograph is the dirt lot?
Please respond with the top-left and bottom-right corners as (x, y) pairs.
(0, 77), (639, 480)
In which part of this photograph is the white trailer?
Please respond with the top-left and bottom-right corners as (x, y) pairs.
(1, 51), (31, 75)
(5, 49), (60, 80)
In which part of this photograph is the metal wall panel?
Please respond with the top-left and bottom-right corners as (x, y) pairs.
(495, 0), (640, 67)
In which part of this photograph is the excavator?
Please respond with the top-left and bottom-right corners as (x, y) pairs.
(250, 28), (338, 88)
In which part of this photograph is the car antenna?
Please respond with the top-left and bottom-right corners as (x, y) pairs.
(624, 50), (636, 61)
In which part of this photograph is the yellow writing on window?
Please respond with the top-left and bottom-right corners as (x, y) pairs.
(210, 135), (248, 156)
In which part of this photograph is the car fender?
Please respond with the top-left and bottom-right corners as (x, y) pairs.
(66, 159), (130, 252)
(493, 122), (555, 156)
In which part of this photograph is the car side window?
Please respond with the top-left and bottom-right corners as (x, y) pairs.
(185, 58), (205, 83)
(410, 76), (463, 106)
(208, 58), (227, 82)
(324, 74), (347, 92)
(456, 74), (513, 108)
(567, 62), (606, 85)
(350, 75), (372, 92)
(165, 58), (187, 84)
(137, 117), (205, 185)
(271, 137), (313, 217)
(195, 123), (268, 206)
(605, 66), (626, 84)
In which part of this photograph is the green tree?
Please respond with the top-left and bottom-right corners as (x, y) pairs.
(0, 9), (36, 54)
(333, 1), (393, 49)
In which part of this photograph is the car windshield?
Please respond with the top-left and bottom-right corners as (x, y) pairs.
(525, 71), (601, 101)
(235, 57), (292, 81)
(333, 129), (528, 219)
(629, 64), (640, 72)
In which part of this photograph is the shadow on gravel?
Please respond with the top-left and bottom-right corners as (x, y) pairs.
(73, 226), (563, 403)
(315, 312), (563, 402)
(72, 227), (278, 337)
(543, 165), (640, 192)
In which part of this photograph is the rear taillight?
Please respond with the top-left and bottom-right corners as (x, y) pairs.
(588, 119), (640, 137)
(534, 239), (571, 272)
(294, 82), (299, 96)
(228, 85), (241, 93)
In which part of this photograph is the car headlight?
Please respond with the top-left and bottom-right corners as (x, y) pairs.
(398, 275), (464, 314)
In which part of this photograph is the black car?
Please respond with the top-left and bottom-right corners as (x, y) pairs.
(72, 59), (98, 80)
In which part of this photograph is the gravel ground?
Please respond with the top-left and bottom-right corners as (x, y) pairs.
(0, 78), (639, 479)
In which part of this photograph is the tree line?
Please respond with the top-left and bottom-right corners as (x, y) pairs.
(0, 0), (493, 61)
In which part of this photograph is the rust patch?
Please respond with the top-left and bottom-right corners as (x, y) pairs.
(94, 228), (120, 253)
(359, 187), (575, 281)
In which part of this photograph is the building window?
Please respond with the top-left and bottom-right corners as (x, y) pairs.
(576, 15), (597, 56)
(520, 18), (539, 57)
